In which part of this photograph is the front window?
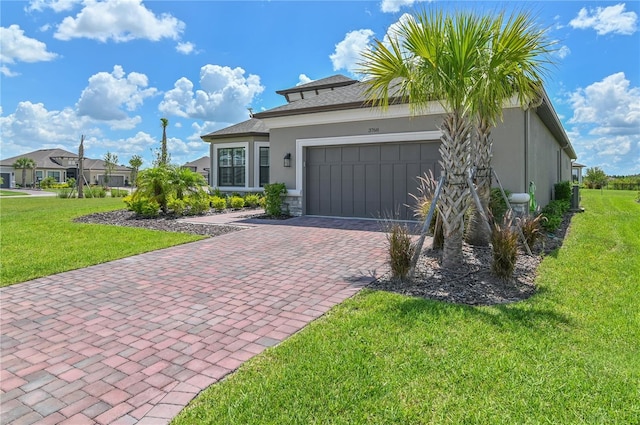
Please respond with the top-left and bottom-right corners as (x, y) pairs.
(218, 147), (245, 186)
(259, 146), (269, 187)
(35, 170), (44, 179)
(47, 171), (61, 182)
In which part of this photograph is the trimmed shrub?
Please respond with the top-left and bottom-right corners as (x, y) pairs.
(554, 181), (572, 202)
(263, 183), (287, 217)
(85, 187), (107, 198)
(386, 223), (415, 280)
(244, 194), (260, 208)
(491, 214), (518, 280)
(230, 196), (245, 209)
(540, 200), (569, 232)
(57, 188), (73, 198)
(128, 198), (160, 217)
(168, 197), (186, 215)
(188, 196), (210, 215)
(110, 188), (128, 197)
(211, 196), (227, 211)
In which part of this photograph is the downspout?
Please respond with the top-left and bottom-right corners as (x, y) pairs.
(524, 109), (529, 194)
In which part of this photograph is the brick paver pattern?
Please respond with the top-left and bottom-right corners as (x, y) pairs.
(1, 217), (388, 424)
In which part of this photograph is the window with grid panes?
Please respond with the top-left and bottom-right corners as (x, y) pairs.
(259, 146), (269, 187)
(218, 147), (245, 186)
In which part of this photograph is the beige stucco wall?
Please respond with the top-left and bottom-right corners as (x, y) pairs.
(527, 109), (573, 207)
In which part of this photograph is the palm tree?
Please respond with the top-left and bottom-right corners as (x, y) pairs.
(129, 155), (143, 187)
(360, 10), (493, 268)
(160, 118), (169, 166)
(466, 11), (554, 246)
(13, 157), (36, 188)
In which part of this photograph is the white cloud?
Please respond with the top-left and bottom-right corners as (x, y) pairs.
(54, 0), (185, 42)
(381, 0), (426, 13)
(556, 45), (571, 59)
(76, 65), (158, 128)
(297, 74), (314, 86)
(568, 72), (640, 174)
(0, 101), (95, 158)
(569, 3), (638, 35)
(0, 25), (58, 76)
(26, 0), (81, 13)
(159, 64), (264, 124)
(330, 29), (375, 74)
(176, 41), (196, 55)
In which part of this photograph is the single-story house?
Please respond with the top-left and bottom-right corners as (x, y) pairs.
(183, 156), (212, 185)
(572, 162), (586, 185)
(0, 148), (133, 188)
(202, 75), (577, 220)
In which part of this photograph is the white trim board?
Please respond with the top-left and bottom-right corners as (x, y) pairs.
(294, 130), (442, 195)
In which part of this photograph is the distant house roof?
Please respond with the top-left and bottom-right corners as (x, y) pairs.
(0, 148), (131, 171)
(183, 156), (210, 172)
(201, 118), (269, 140)
(572, 162), (586, 168)
(0, 148), (78, 169)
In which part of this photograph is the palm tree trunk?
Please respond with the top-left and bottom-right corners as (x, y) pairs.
(22, 168), (27, 188)
(437, 111), (472, 269)
(466, 119), (492, 246)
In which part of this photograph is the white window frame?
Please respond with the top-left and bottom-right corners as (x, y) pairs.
(213, 142), (249, 189)
(254, 141), (270, 188)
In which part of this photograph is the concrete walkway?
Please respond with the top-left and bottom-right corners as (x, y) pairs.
(0, 216), (388, 424)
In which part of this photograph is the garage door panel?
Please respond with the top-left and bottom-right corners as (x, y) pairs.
(341, 165), (354, 216)
(381, 144), (400, 161)
(353, 164), (366, 217)
(306, 142), (440, 220)
(359, 146), (380, 162)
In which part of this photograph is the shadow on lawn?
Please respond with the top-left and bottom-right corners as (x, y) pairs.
(383, 295), (573, 332)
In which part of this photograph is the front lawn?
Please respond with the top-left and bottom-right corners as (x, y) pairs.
(0, 197), (203, 286)
(0, 189), (29, 196)
(173, 189), (639, 424)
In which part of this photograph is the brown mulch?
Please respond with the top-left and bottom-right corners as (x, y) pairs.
(368, 213), (573, 306)
(75, 208), (573, 307)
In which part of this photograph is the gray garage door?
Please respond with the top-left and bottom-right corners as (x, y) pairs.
(0, 173), (10, 188)
(306, 142), (440, 220)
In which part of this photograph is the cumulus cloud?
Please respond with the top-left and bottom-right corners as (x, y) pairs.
(54, 0), (185, 42)
(0, 101), (95, 158)
(0, 25), (58, 76)
(297, 74), (314, 86)
(76, 65), (158, 128)
(569, 3), (638, 35)
(176, 41), (196, 55)
(556, 45), (571, 59)
(380, 0), (426, 13)
(26, 0), (81, 13)
(159, 64), (264, 124)
(330, 29), (375, 74)
(568, 72), (640, 174)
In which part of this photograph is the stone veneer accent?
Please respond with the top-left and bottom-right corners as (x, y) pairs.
(282, 195), (302, 216)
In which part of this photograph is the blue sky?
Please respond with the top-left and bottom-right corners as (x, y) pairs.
(1, 0), (639, 175)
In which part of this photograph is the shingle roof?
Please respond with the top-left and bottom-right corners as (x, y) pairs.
(254, 81), (375, 118)
(183, 156), (210, 171)
(0, 148), (78, 168)
(275, 74), (358, 95)
(201, 118), (269, 140)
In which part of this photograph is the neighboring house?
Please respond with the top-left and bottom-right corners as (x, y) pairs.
(572, 162), (585, 185)
(0, 149), (133, 188)
(202, 75), (577, 220)
(183, 156), (212, 185)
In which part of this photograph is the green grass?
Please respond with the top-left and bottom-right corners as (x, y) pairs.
(0, 190), (29, 196)
(173, 189), (640, 424)
(0, 197), (203, 286)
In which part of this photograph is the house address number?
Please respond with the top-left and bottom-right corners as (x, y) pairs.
(368, 127), (379, 133)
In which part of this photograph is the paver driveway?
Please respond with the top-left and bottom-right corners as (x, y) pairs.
(0, 217), (388, 424)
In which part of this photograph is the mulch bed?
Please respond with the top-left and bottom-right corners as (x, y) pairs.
(368, 213), (573, 306)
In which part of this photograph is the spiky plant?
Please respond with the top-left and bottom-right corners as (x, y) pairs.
(491, 212), (519, 280)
